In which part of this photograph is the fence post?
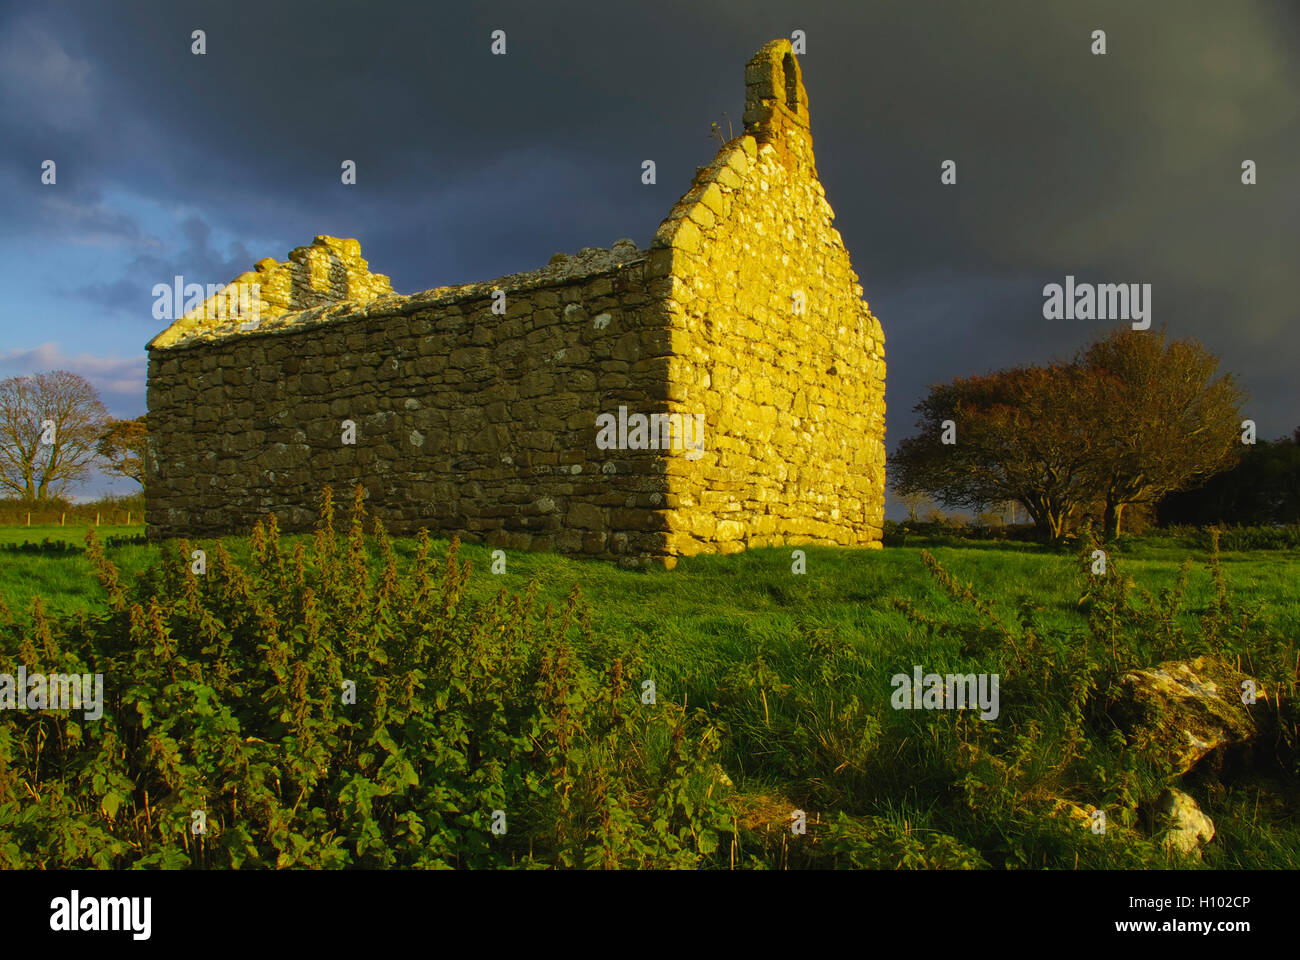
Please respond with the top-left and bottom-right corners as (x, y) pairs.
(127, 511), (131, 526)
(26, 512), (30, 526)
(61, 513), (65, 527)
(96, 512), (100, 526)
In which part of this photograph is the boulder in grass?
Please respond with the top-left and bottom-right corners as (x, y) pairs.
(1105, 656), (1264, 776)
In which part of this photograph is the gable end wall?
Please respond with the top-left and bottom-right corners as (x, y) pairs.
(647, 39), (887, 554)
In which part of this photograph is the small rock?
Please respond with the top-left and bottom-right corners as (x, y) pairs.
(1047, 798), (1096, 831)
(1154, 787), (1214, 857)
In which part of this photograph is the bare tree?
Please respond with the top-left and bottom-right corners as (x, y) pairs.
(0, 371), (109, 501)
(897, 490), (930, 522)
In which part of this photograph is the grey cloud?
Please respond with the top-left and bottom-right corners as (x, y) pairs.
(1, 0), (1295, 464)
(0, 342), (145, 418)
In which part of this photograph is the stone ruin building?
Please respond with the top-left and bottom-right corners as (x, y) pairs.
(144, 38), (887, 567)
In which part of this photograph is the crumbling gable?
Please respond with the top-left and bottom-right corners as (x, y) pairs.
(150, 236), (395, 348)
(145, 38), (885, 566)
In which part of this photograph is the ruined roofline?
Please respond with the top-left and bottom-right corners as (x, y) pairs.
(148, 239), (647, 353)
(147, 37), (812, 355)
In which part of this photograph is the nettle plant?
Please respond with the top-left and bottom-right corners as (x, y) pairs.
(0, 485), (734, 868)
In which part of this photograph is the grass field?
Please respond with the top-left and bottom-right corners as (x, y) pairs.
(3, 522), (1298, 868)
(0, 524), (151, 620)
(4, 525), (1298, 659)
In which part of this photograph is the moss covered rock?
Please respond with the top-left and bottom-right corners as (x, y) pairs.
(1106, 656), (1264, 777)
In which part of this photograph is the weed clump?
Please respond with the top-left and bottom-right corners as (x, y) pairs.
(0, 485), (733, 868)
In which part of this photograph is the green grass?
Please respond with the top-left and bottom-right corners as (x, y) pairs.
(0, 522), (144, 545)
(6, 530), (1296, 664)
(0, 524), (149, 621)
(3, 526), (1297, 868)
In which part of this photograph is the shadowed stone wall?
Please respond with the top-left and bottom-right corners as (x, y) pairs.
(146, 245), (680, 562)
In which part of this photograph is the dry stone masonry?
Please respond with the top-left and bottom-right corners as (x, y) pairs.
(150, 236), (395, 348)
(145, 38), (887, 566)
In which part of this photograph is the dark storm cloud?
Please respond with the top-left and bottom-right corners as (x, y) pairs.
(3, 0), (1297, 460)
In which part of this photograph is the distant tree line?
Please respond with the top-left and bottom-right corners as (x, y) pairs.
(1157, 429), (1300, 526)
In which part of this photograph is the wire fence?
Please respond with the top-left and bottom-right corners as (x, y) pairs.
(0, 496), (146, 527)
